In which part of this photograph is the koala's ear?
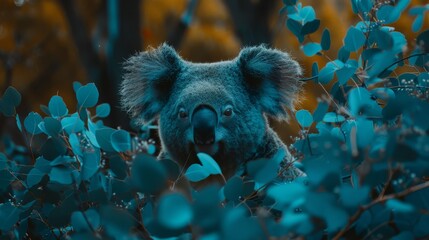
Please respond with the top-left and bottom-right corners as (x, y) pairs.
(120, 44), (182, 123)
(237, 45), (303, 120)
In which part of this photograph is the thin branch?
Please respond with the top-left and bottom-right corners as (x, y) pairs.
(333, 180), (429, 240)
(378, 52), (429, 77)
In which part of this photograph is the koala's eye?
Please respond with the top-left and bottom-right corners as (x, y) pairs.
(178, 108), (188, 119)
(223, 106), (233, 117)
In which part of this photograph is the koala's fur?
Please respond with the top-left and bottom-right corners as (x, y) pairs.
(120, 44), (304, 182)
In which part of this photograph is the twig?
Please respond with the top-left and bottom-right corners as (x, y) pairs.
(333, 180), (429, 240)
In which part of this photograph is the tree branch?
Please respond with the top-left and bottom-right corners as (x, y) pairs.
(333, 180), (429, 240)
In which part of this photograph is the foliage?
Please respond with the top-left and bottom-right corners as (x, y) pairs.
(0, 0), (429, 239)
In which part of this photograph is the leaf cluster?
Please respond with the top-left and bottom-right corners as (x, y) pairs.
(0, 0), (429, 239)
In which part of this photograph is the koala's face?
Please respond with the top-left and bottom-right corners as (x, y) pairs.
(120, 44), (302, 176)
(158, 64), (267, 173)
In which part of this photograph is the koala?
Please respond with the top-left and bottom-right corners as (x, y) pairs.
(120, 44), (304, 183)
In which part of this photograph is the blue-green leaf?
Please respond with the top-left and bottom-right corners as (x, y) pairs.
(0, 203), (22, 231)
(301, 19), (320, 35)
(27, 168), (45, 188)
(73, 81), (83, 93)
(301, 42), (321, 56)
(95, 128), (116, 152)
(412, 15), (424, 32)
(42, 117), (62, 137)
(267, 182), (307, 209)
(76, 83), (99, 108)
(339, 185), (370, 208)
(71, 209), (100, 232)
(321, 28), (331, 50)
(323, 112), (345, 123)
(313, 102), (329, 122)
(111, 130), (131, 152)
(311, 62), (319, 80)
(48, 95), (68, 118)
(50, 166), (78, 185)
(131, 154), (167, 194)
(296, 109), (313, 128)
(319, 61), (342, 84)
(374, 30), (393, 50)
(100, 205), (135, 238)
(147, 144), (156, 155)
(69, 133), (83, 157)
(40, 104), (50, 115)
(185, 164), (210, 182)
(287, 19), (304, 43)
(50, 155), (76, 166)
(338, 47), (350, 62)
(24, 112), (43, 135)
(16, 114), (22, 132)
(0, 99), (13, 116)
(283, 0), (297, 6)
(299, 6), (316, 23)
(392, 232), (415, 240)
(246, 155), (281, 188)
(336, 60), (358, 85)
(96, 103), (110, 118)
(61, 116), (84, 134)
(158, 193), (192, 229)
(2, 86), (21, 107)
(348, 87), (381, 117)
(0, 86), (21, 116)
(386, 199), (415, 213)
(355, 117), (374, 148)
(197, 153), (222, 175)
(81, 150), (100, 181)
(344, 27), (366, 52)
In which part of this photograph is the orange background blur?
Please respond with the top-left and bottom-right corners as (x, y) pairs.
(0, 0), (427, 143)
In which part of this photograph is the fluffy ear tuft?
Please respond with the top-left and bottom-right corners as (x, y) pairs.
(120, 44), (182, 123)
(237, 45), (303, 120)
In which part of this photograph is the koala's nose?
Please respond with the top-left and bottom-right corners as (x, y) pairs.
(192, 105), (217, 145)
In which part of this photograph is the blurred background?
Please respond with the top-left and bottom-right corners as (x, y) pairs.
(0, 0), (426, 144)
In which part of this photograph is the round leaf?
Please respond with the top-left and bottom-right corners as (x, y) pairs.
(323, 112), (345, 123)
(43, 117), (62, 137)
(301, 42), (322, 56)
(96, 103), (110, 118)
(61, 116), (84, 134)
(386, 199), (415, 213)
(24, 112), (43, 135)
(296, 109), (313, 128)
(318, 62), (337, 84)
(48, 95), (68, 117)
(81, 150), (100, 181)
(71, 209), (100, 232)
(197, 152), (222, 175)
(95, 127), (116, 152)
(0, 203), (22, 231)
(158, 193), (192, 229)
(344, 27), (366, 52)
(27, 168), (45, 188)
(49, 166), (78, 185)
(185, 164), (210, 182)
(111, 130), (131, 152)
(2, 86), (21, 107)
(76, 83), (99, 108)
(301, 19), (320, 35)
(131, 154), (167, 194)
